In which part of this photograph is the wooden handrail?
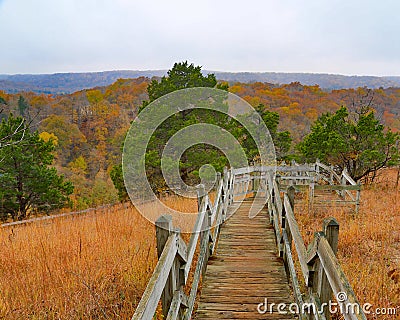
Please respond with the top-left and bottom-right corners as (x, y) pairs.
(268, 179), (366, 319)
(341, 169), (357, 186)
(132, 233), (179, 319)
(132, 168), (231, 320)
(283, 193), (311, 285)
(314, 161), (361, 213)
(133, 163), (364, 320)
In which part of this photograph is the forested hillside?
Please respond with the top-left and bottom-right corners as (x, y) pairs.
(230, 82), (400, 142)
(0, 77), (149, 210)
(1, 77), (399, 210)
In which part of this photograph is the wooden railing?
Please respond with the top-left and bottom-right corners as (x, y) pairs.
(133, 162), (365, 320)
(132, 168), (234, 320)
(313, 161), (361, 213)
(267, 176), (366, 320)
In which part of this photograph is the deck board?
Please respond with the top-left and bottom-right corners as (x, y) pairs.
(195, 199), (296, 319)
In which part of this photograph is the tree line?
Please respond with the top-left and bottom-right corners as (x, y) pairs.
(0, 62), (399, 221)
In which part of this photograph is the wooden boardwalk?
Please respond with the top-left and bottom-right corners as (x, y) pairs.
(196, 199), (295, 319)
(133, 164), (365, 320)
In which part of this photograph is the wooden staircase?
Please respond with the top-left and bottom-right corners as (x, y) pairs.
(132, 164), (366, 320)
(196, 199), (295, 319)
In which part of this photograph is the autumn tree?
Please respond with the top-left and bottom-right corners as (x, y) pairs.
(39, 115), (87, 165)
(255, 104), (291, 159)
(298, 106), (399, 182)
(0, 115), (74, 221)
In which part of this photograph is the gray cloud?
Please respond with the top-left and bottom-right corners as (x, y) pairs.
(0, 0), (399, 75)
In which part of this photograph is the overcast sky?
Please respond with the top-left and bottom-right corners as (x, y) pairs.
(0, 0), (399, 76)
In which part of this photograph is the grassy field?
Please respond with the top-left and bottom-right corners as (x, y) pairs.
(0, 173), (399, 319)
(295, 169), (400, 319)
(0, 198), (197, 319)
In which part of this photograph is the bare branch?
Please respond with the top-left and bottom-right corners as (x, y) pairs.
(0, 111), (41, 149)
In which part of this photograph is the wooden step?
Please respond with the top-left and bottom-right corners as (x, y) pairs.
(195, 200), (296, 319)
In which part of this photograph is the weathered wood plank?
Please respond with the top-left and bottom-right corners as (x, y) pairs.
(155, 215), (176, 318)
(282, 230), (304, 312)
(132, 235), (177, 320)
(195, 199), (295, 319)
(317, 237), (367, 320)
(184, 228), (210, 320)
(184, 198), (207, 279)
(166, 290), (188, 320)
(314, 185), (360, 191)
(196, 309), (295, 320)
(342, 169), (357, 185)
(283, 194), (310, 285)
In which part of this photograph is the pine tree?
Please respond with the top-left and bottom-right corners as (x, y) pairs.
(0, 114), (74, 221)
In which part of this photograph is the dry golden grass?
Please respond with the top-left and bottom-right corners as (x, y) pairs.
(1, 174), (399, 319)
(295, 169), (400, 319)
(0, 198), (197, 319)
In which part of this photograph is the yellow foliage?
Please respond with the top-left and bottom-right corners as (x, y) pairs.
(86, 89), (103, 105)
(68, 156), (88, 175)
(39, 131), (58, 146)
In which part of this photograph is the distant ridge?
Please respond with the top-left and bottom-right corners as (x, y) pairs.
(0, 70), (399, 94)
(0, 70), (167, 94)
(212, 72), (400, 90)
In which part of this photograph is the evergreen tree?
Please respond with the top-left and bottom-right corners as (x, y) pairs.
(17, 95), (29, 117)
(0, 115), (74, 221)
(112, 62), (291, 198)
(298, 106), (399, 181)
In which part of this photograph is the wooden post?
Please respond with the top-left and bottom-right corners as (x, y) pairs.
(341, 168), (347, 199)
(197, 184), (205, 212)
(275, 174), (281, 188)
(223, 166), (228, 186)
(227, 169), (231, 204)
(355, 182), (361, 214)
(309, 178), (315, 213)
(155, 215), (174, 318)
(282, 186), (295, 278)
(254, 170), (259, 192)
(221, 170), (227, 221)
(216, 172), (221, 189)
(266, 173), (274, 222)
(286, 186), (295, 248)
(223, 167), (230, 220)
(270, 174), (275, 222)
(228, 169), (234, 204)
(200, 203), (212, 276)
(156, 215), (173, 262)
(319, 218), (339, 319)
(215, 171), (222, 220)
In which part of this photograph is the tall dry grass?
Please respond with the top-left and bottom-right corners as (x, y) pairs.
(0, 197), (197, 319)
(295, 169), (400, 319)
(1, 174), (399, 319)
